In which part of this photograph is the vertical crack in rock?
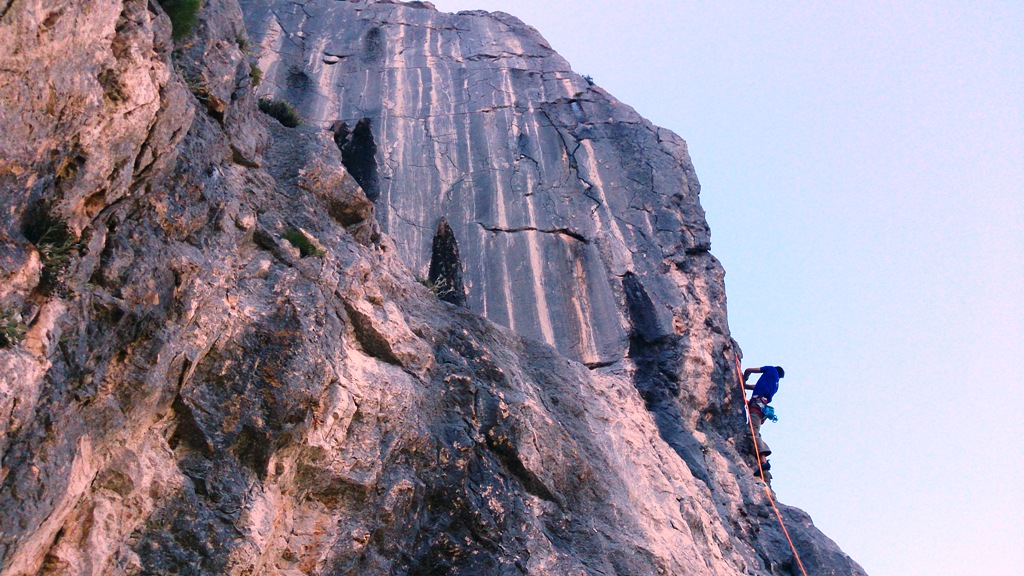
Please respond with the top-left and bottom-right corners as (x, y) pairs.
(428, 218), (467, 307)
(332, 118), (380, 202)
(622, 272), (711, 484)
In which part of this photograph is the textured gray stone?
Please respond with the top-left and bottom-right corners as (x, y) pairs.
(0, 1), (867, 575)
(242, 0), (713, 367)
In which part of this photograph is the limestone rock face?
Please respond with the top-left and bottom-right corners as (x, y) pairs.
(242, 0), (714, 367)
(0, 1), (866, 575)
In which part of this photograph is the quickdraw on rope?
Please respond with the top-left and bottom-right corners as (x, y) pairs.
(733, 352), (809, 576)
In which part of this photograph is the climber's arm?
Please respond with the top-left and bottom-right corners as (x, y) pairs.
(742, 367), (762, 390)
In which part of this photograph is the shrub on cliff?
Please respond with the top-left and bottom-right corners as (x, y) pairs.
(158, 0), (202, 41)
(250, 63), (263, 87)
(23, 209), (81, 298)
(282, 229), (324, 258)
(0, 309), (26, 349)
(258, 97), (303, 128)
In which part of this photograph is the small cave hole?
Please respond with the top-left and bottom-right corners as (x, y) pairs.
(332, 118), (380, 201)
(427, 218), (467, 307)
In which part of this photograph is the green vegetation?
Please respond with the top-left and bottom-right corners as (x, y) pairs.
(98, 68), (126, 103)
(158, 0), (203, 41)
(0, 309), (26, 349)
(182, 73), (214, 108)
(54, 154), (82, 186)
(250, 63), (263, 87)
(258, 97), (302, 127)
(34, 222), (82, 297)
(417, 275), (453, 299)
(282, 229), (324, 258)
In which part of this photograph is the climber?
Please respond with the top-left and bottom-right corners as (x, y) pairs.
(743, 365), (784, 483)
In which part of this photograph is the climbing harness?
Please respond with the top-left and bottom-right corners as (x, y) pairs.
(733, 353), (808, 576)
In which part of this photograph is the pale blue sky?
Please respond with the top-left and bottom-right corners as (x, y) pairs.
(431, 1), (1023, 574)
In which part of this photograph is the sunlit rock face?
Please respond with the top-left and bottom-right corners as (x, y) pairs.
(0, 0), (867, 575)
(243, 0), (716, 367)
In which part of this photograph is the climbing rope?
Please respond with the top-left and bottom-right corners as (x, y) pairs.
(733, 353), (809, 576)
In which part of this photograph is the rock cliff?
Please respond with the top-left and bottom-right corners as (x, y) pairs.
(243, 0), (714, 368)
(0, 0), (866, 574)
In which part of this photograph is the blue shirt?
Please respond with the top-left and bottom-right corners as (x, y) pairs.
(751, 366), (781, 402)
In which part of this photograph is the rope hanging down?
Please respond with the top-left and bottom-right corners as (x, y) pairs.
(733, 353), (809, 576)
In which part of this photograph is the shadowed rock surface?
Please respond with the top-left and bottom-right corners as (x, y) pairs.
(428, 218), (467, 307)
(0, 0), (866, 575)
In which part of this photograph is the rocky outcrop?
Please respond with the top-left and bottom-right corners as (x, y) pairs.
(0, 1), (866, 575)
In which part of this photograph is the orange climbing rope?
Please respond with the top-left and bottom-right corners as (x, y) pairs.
(733, 353), (809, 576)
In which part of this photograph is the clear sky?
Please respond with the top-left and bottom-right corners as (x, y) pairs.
(430, 1), (1024, 574)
